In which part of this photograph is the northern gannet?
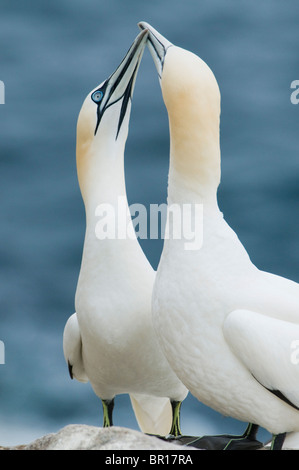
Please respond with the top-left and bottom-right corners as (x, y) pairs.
(138, 22), (299, 450)
(63, 29), (188, 437)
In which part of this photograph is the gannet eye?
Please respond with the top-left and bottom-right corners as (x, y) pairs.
(92, 90), (103, 103)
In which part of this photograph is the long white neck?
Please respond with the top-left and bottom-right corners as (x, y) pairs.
(83, 146), (128, 228)
(165, 111), (253, 269)
(75, 139), (154, 313)
(76, 99), (133, 228)
(167, 112), (221, 211)
(161, 48), (222, 209)
(81, 152), (138, 257)
(77, 151), (155, 292)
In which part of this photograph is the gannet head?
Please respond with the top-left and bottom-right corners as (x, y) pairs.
(138, 22), (221, 198)
(76, 29), (148, 201)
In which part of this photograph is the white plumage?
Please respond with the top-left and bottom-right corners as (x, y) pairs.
(139, 21), (299, 449)
(63, 29), (188, 437)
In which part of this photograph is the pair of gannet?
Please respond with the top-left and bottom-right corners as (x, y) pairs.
(136, 22), (299, 450)
(63, 29), (188, 437)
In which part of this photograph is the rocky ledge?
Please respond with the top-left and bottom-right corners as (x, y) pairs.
(0, 424), (199, 451)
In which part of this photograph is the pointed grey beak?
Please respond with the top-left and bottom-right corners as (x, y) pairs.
(104, 28), (149, 105)
(93, 28), (149, 137)
(138, 21), (173, 78)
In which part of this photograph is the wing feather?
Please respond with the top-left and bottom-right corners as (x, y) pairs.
(223, 309), (299, 409)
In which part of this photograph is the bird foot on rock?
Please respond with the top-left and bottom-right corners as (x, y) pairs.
(160, 433), (264, 450)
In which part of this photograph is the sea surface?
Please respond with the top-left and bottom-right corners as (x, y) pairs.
(0, 0), (298, 446)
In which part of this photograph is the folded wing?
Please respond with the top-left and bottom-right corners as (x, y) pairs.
(63, 313), (88, 383)
(223, 309), (299, 410)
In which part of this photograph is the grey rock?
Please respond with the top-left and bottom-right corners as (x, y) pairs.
(0, 425), (198, 451)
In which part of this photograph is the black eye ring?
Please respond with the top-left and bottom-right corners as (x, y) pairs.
(92, 90), (104, 103)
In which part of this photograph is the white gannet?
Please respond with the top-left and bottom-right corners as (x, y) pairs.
(138, 22), (299, 450)
(63, 29), (188, 437)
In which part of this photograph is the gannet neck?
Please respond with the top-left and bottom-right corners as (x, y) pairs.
(66, 28), (189, 438)
(167, 165), (219, 210)
(76, 103), (137, 254)
(162, 46), (221, 204)
(139, 22), (221, 202)
(76, 99), (130, 217)
(75, 29), (149, 216)
(74, 29), (149, 260)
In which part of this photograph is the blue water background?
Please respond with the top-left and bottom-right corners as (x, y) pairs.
(0, 0), (298, 446)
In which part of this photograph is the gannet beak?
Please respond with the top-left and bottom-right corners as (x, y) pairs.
(138, 21), (173, 79)
(105, 28), (149, 103)
(94, 28), (149, 136)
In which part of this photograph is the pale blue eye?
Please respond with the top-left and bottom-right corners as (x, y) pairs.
(92, 90), (103, 103)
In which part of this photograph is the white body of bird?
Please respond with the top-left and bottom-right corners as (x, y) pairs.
(63, 29), (188, 437)
(139, 22), (299, 449)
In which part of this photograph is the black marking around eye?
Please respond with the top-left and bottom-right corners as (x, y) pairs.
(92, 81), (108, 104)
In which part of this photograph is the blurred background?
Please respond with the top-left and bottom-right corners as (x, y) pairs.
(0, 0), (298, 446)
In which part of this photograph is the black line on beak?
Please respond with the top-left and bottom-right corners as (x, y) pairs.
(115, 63), (138, 140)
(94, 60), (140, 139)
